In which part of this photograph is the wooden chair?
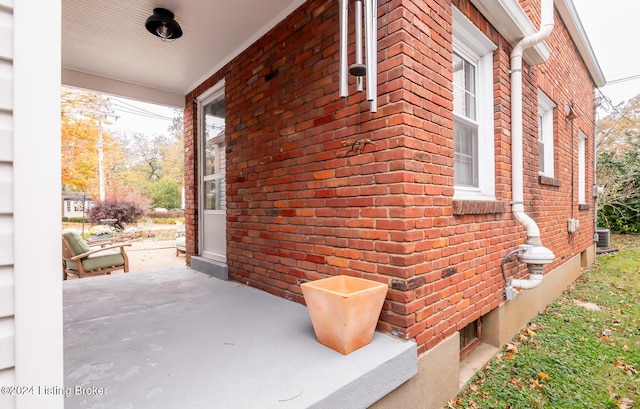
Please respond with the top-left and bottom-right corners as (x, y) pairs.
(62, 231), (131, 280)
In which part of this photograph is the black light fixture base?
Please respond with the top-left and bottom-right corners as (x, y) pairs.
(145, 8), (183, 41)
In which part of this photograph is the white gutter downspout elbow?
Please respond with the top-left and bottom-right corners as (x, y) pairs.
(509, 0), (555, 292)
(511, 274), (543, 290)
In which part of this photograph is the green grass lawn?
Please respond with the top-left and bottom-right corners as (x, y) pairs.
(449, 235), (640, 409)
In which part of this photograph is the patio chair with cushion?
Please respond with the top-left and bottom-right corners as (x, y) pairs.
(62, 231), (132, 280)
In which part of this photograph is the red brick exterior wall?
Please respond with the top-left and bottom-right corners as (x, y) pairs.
(184, 0), (596, 354)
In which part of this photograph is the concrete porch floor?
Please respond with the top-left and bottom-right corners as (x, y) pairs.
(64, 267), (417, 409)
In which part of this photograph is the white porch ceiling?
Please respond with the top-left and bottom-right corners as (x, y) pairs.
(62, 0), (306, 107)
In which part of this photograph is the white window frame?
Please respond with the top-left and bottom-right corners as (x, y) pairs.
(578, 131), (586, 204)
(538, 90), (555, 177)
(452, 7), (497, 201)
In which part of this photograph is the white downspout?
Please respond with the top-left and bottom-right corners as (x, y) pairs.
(509, 0), (555, 292)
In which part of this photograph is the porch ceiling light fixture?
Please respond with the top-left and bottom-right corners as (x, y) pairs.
(145, 8), (183, 41)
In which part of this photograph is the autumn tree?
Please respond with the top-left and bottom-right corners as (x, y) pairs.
(62, 88), (184, 210)
(596, 94), (640, 232)
(61, 88), (123, 198)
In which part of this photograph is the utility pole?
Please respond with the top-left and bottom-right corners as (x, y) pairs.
(97, 95), (106, 201)
(76, 95), (117, 201)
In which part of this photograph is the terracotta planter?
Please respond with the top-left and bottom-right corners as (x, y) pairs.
(301, 275), (388, 354)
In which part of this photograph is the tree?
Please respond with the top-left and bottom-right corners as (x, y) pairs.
(128, 133), (168, 180)
(61, 88), (184, 211)
(144, 177), (181, 209)
(596, 95), (640, 156)
(596, 94), (640, 232)
(61, 88), (122, 198)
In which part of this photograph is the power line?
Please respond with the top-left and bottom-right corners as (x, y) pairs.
(110, 106), (174, 121)
(606, 72), (640, 85)
(109, 98), (176, 121)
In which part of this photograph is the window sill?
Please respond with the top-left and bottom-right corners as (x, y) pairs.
(453, 200), (507, 215)
(578, 204), (590, 211)
(538, 175), (561, 187)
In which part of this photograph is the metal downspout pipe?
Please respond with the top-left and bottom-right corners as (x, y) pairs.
(507, 0), (556, 295)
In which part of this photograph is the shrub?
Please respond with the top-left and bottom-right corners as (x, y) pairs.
(62, 217), (89, 223)
(88, 199), (145, 230)
(145, 210), (184, 219)
(144, 217), (186, 225)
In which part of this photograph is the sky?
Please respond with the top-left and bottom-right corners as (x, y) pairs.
(573, 0), (640, 109)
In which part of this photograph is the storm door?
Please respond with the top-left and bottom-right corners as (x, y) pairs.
(199, 86), (226, 262)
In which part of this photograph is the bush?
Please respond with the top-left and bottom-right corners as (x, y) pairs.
(62, 217), (89, 223)
(144, 217), (186, 225)
(88, 199), (145, 230)
(145, 210), (184, 219)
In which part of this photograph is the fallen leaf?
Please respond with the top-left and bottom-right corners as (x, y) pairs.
(505, 343), (519, 354)
(614, 360), (639, 375)
(537, 372), (550, 380)
(530, 379), (543, 389)
(618, 397), (634, 409)
(509, 377), (523, 390)
(506, 352), (516, 360)
(529, 323), (543, 331)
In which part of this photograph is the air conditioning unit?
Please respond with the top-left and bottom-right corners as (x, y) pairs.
(596, 228), (610, 248)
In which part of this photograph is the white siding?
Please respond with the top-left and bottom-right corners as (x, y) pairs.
(0, 5), (13, 406)
(0, 217), (12, 266)
(0, 61), (12, 111)
(0, 164), (12, 213)
(0, 267), (14, 319)
(0, 112), (11, 162)
(0, 368), (16, 408)
(0, 318), (14, 370)
(0, 7), (11, 62)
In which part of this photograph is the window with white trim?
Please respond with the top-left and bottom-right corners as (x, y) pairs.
(452, 8), (497, 200)
(538, 90), (555, 177)
(578, 131), (586, 204)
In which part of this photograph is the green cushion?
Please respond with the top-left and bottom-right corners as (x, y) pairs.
(64, 231), (90, 255)
(66, 253), (125, 272)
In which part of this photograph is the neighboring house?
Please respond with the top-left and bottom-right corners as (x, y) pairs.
(61, 191), (92, 219)
(4, 0), (605, 408)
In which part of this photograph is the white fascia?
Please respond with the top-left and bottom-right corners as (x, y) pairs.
(469, 0), (550, 66)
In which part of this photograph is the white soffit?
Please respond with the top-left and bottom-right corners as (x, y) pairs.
(469, 0), (551, 65)
(62, 0), (306, 107)
(470, 0), (605, 87)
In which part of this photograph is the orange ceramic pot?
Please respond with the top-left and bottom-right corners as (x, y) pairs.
(301, 275), (388, 354)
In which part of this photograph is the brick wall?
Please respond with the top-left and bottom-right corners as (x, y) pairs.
(184, 0), (596, 354)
